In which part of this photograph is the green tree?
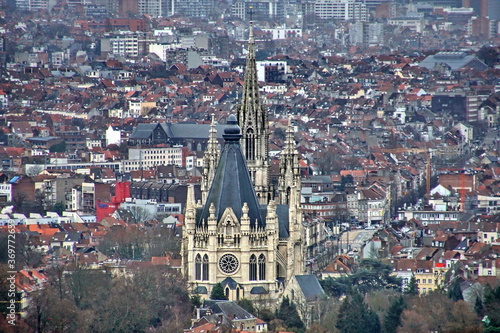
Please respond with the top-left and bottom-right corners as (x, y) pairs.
(383, 296), (406, 333)
(210, 283), (228, 300)
(405, 276), (418, 296)
(448, 278), (464, 302)
(477, 46), (500, 68)
(49, 140), (66, 153)
(51, 202), (65, 216)
(336, 289), (380, 333)
(484, 284), (500, 328)
(474, 296), (484, 317)
(191, 294), (202, 308)
(276, 296), (305, 331)
(258, 308), (275, 323)
(321, 259), (401, 297)
(237, 298), (256, 316)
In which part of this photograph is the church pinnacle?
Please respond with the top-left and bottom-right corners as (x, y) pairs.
(237, 22), (271, 205)
(278, 118), (301, 205)
(201, 114), (220, 204)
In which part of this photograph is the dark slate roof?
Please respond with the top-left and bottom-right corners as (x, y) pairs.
(257, 206), (288, 237)
(130, 122), (233, 140)
(250, 286), (268, 294)
(129, 123), (157, 139)
(66, 232), (81, 242)
(163, 123), (232, 140)
(205, 300), (255, 320)
(198, 116), (264, 228)
(419, 52), (487, 71)
(295, 275), (325, 302)
(27, 136), (61, 142)
(220, 277), (239, 290)
(276, 205), (290, 238)
(454, 239), (469, 252)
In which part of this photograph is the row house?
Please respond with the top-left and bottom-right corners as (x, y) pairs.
(396, 257), (443, 294)
(303, 215), (328, 260)
(358, 183), (389, 225)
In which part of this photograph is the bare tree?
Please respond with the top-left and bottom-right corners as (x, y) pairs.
(127, 206), (154, 223)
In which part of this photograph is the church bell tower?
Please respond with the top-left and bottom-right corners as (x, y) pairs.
(236, 22), (271, 205)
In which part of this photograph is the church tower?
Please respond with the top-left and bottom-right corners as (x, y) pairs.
(181, 24), (305, 309)
(201, 114), (219, 204)
(236, 22), (271, 205)
(182, 116), (279, 307)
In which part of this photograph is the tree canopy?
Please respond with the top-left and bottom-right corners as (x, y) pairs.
(336, 289), (380, 333)
(321, 259), (401, 297)
(276, 296), (305, 332)
(210, 283), (228, 300)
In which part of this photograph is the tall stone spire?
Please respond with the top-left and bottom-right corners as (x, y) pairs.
(278, 118), (301, 205)
(237, 21), (270, 205)
(201, 114), (219, 204)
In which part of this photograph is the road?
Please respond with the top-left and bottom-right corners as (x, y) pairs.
(338, 229), (377, 253)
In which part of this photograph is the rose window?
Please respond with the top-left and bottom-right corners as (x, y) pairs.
(218, 254), (239, 274)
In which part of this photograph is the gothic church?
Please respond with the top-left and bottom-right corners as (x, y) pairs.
(181, 24), (304, 307)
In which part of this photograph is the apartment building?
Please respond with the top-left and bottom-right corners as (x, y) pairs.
(124, 146), (186, 172)
(314, 0), (368, 21)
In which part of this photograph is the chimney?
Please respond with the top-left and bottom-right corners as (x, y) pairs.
(462, 0), (470, 8)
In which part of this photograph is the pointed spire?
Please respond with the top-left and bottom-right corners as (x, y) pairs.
(201, 113), (220, 204)
(248, 21), (255, 49)
(284, 117), (296, 154)
(237, 21), (271, 205)
(207, 113), (218, 152)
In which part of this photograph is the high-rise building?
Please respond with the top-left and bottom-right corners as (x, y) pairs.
(182, 25), (304, 306)
(174, 0), (215, 18)
(314, 0), (368, 21)
(349, 21), (384, 45)
(231, 0), (285, 22)
(464, 0), (500, 21)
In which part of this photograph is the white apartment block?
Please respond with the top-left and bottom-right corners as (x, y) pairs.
(261, 28), (303, 40)
(149, 43), (182, 62)
(388, 17), (425, 33)
(127, 99), (142, 118)
(16, 0), (53, 11)
(104, 31), (147, 58)
(256, 61), (289, 82)
(124, 147), (184, 172)
(315, 0), (367, 21)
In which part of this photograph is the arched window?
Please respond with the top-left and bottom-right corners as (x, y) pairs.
(258, 254), (266, 281)
(249, 254), (257, 281)
(246, 128), (254, 160)
(202, 254), (209, 281)
(195, 254), (202, 280)
(225, 287), (230, 299)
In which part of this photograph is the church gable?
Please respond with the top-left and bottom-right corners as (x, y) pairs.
(217, 207), (242, 247)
